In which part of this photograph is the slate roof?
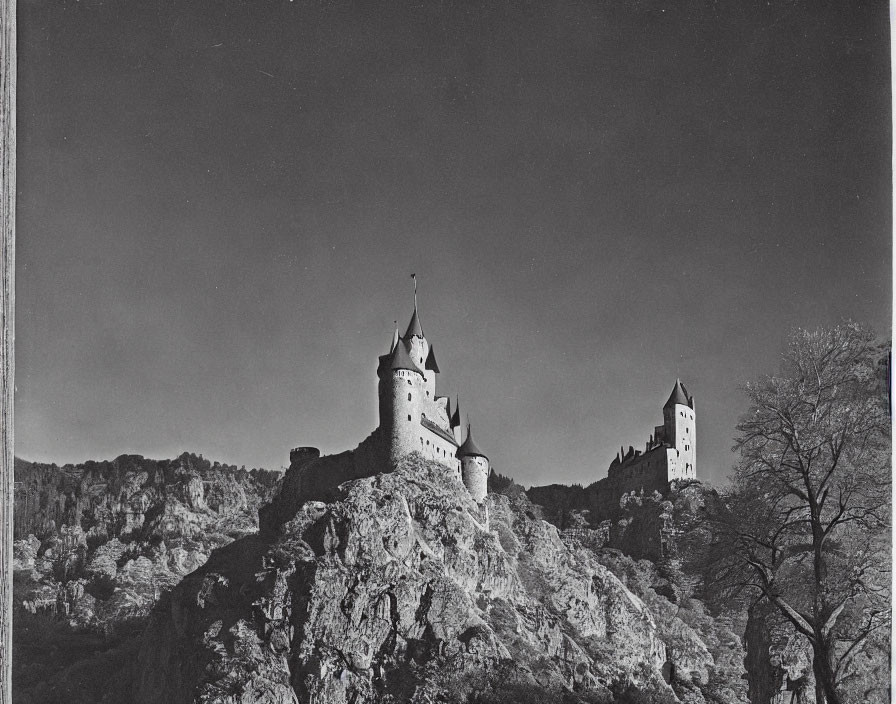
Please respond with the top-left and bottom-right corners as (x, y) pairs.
(456, 426), (488, 459)
(663, 379), (691, 409)
(425, 345), (440, 373)
(390, 338), (424, 374)
(450, 400), (461, 429)
(405, 305), (424, 339)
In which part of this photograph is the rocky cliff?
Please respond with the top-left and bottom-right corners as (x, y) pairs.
(533, 481), (750, 704)
(12, 453), (282, 704)
(13, 453), (281, 630)
(132, 454), (684, 704)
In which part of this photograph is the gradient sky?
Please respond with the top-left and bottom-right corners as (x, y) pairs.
(15, 0), (891, 487)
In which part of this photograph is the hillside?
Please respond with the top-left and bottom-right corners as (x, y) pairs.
(12, 453), (282, 703)
(127, 454), (737, 704)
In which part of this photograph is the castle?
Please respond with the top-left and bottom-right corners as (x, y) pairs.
(264, 289), (491, 525)
(589, 380), (697, 518)
(262, 287), (695, 531)
(608, 379), (696, 484)
(374, 297), (491, 502)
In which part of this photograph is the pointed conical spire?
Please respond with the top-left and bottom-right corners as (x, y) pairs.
(425, 344), (440, 373)
(405, 305), (424, 339)
(390, 337), (423, 374)
(405, 274), (424, 338)
(388, 321), (400, 354)
(450, 398), (461, 429)
(457, 424), (488, 459)
(664, 379), (690, 409)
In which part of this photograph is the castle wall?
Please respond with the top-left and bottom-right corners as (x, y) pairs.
(387, 369), (424, 465)
(666, 403), (695, 480)
(417, 421), (461, 476)
(259, 430), (388, 532)
(381, 359), (459, 476)
(462, 455), (489, 503)
(593, 448), (673, 520)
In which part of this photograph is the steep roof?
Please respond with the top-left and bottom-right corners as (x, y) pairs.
(388, 324), (400, 354)
(425, 345), (440, 373)
(456, 425), (488, 459)
(405, 305), (424, 339)
(450, 399), (461, 429)
(390, 338), (423, 374)
(663, 379), (691, 409)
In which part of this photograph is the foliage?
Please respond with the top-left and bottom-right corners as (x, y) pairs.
(713, 322), (890, 704)
(487, 468), (517, 494)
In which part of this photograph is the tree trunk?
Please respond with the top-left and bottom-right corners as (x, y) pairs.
(811, 638), (841, 704)
(744, 603), (784, 704)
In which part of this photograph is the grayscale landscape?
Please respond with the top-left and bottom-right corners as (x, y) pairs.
(10, 1), (890, 703)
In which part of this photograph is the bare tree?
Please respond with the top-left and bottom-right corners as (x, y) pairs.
(720, 323), (890, 704)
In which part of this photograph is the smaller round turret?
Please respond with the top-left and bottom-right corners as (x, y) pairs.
(290, 446), (321, 467)
(457, 425), (489, 503)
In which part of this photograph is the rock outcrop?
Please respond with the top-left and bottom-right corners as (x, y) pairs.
(537, 481), (750, 704)
(12, 453), (282, 631)
(133, 454), (676, 704)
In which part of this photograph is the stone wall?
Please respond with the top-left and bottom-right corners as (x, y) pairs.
(591, 452), (671, 521)
(461, 455), (488, 503)
(666, 403), (696, 481)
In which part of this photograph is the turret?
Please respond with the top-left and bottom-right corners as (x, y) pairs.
(375, 278), (462, 473)
(450, 398), (462, 442)
(289, 446), (321, 467)
(377, 335), (426, 465)
(457, 424), (489, 503)
(662, 379), (696, 479)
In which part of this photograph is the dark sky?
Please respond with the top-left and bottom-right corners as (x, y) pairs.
(15, 0), (891, 487)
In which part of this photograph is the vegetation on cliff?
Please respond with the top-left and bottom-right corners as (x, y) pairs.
(527, 323), (891, 704)
(12, 452), (281, 703)
(133, 453), (682, 704)
(708, 323), (890, 704)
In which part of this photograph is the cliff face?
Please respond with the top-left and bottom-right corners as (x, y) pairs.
(534, 481), (750, 704)
(12, 453), (282, 631)
(133, 454), (676, 704)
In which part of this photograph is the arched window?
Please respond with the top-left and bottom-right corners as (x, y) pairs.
(408, 393), (412, 402)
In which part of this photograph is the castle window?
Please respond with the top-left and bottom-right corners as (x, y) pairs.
(426, 439), (429, 445)
(408, 379), (411, 385)
(408, 415), (412, 421)
(408, 393), (412, 401)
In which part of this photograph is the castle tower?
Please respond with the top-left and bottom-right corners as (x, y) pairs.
(662, 379), (696, 480)
(457, 424), (489, 503)
(377, 286), (458, 471)
(377, 333), (426, 466)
